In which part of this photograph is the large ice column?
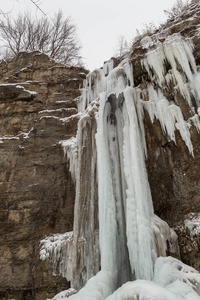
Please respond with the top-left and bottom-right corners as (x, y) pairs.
(96, 91), (132, 288)
(95, 62), (160, 283)
(70, 101), (100, 289)
(122, 87), (156, 280)
(67, 59), (179, 299)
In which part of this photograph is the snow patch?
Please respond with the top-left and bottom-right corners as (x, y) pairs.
(51, 288), (77, 299)
(176, 213), (200, 238)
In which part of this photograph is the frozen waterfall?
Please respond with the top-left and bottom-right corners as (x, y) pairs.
(40, 33), (200, 300)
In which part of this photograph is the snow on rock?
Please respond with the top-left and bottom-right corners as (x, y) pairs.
(68, 271), (116, 300)
(176, 213), (200, 238)
(103, 257), (200, 300)
(40, 232), (74, 280)
(184, 215), (200, 238)
(19, 127), (35, 139)
(60, 113), (82, 124)
(0, 127), (34, 143)
(106, 280), (179, 300)
(50, 288), (77, 299)
(0, 136), (20, 143)
(0, 83), (38, 95)
(39, 112), (81, 124)
(153, 256), (200, 299)
(39, 108), (77, 114)
(51, 257), (200, 300)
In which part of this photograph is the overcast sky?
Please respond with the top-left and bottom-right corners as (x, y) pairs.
(2, 0), (178, 70)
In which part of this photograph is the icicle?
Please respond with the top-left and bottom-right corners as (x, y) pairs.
(152, 215), (178, 257)
(190, 114), (200, 132)
(142, 33), (200, 107)
(103, 59), (114, 76)
(142, 42), (166, 86)
(59, 137), (78, 183)
(142, 84), (194, 155)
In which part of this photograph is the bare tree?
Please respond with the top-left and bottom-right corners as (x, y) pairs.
(0, 10), (82, 65)
(164, 0), (190, 19)
(114, 36), (130, 58)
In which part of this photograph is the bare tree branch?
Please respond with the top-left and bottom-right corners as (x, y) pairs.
(164, 0), (190, 19)
(30, 0), (46, 15)
(113, 36), (130, 58)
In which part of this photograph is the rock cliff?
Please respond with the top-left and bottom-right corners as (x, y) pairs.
(0, 51), (87, 299)
(1, 1), (200, 299)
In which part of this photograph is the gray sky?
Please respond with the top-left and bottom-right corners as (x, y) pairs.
(2, 0), (177, 70)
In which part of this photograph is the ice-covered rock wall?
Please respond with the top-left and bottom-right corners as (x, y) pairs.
(41, 4), (200, 298)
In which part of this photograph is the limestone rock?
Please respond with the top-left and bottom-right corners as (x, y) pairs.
(0, 52), (87, 300)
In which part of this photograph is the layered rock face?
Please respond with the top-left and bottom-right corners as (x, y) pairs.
(0, 52), (87, 299)
(2, 2), (200, 300)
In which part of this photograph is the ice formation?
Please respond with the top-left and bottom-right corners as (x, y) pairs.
(59, 138), (78, 183)
(141, 34), (198, 107)
(40, 232), (74, 279)
(107, 257), (200, 300)
(40, 33), (200, 299)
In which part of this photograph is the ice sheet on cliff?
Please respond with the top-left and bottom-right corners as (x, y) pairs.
(41, 33), (200, 300)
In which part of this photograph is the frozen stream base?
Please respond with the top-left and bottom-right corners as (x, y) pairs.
(51, 256), (200, 300)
